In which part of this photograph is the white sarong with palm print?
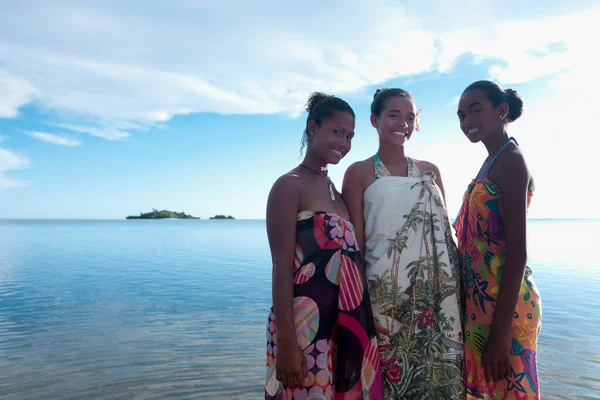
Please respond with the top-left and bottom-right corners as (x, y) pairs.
(364, 155), (464, 399)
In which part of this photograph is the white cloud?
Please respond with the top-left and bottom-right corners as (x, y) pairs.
(0, 147), (29, 171)
(26, 131), (81, 146)
(53, 124), (129, 141)
(0, 69), (36, 118)
(0, 1), (597, 142)
(0, 147), (29, 188)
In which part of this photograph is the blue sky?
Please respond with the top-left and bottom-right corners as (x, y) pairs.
(0, 1), (598, 219)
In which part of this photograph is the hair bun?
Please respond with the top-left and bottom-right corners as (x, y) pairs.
(373, 87), (390, 100)
(505, 88), (523, 122)
(300, 92), (355, 156)
(305, 92), (329, 113)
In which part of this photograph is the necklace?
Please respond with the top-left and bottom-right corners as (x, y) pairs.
(299, 164), (336, 201)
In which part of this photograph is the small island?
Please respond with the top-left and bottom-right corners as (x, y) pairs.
(210, 215), (235, 220)
(126, 209), (200, 219)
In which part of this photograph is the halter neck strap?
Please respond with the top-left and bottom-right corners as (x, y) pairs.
(374, 153), (419, 179)
(477, 137), (518, 180)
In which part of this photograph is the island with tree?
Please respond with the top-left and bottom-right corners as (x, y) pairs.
(210, 215), (235, 220)
(126, 209), (200, 219)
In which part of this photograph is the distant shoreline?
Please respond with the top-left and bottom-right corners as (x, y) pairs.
(126, 209), (199, 220)
(209, 215), (235, 220)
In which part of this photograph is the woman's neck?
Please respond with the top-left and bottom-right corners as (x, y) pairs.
(377, 142), (406, 164)
(482, 131), (510, 156)
(301, 153), (328, 176)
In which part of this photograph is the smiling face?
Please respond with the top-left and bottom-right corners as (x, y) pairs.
(457, 89), (508, 143)
(371, 96), (416, 146)
(307, 110), (355, 164)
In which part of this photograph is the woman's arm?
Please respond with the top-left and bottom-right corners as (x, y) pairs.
(342, 162), (367, 258)
(266, 175), (306, 389)
(482, 152), (529, 382)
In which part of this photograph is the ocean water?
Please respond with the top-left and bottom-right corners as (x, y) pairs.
(0, 219), (598, 399)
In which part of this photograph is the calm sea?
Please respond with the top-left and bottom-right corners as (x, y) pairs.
(0, 219), (598, 399)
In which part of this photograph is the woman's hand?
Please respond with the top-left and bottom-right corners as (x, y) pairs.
(481, 330), (511, 382)
(275, 338), (307, 389)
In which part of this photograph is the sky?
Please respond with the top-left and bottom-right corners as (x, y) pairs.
(0, 0), (598, 220)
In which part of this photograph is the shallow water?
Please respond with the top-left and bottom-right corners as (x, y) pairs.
(0, 219), (598, 399)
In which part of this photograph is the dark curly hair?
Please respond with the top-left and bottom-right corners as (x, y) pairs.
(463, 80), (524, 123)
(370, 87), (415, 117)
(300, 92), (355, 155)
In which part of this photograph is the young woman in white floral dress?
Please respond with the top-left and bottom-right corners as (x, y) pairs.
(343, 88), (464, 399)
